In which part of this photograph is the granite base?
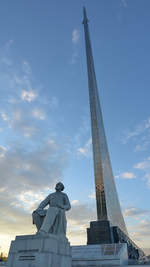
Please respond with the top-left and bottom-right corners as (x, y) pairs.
(87, 220), (113, 244)
(72, 243), (128, 266)
(6, 234), (71, 267)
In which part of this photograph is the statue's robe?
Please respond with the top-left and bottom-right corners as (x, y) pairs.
(32, 192), (71, 236)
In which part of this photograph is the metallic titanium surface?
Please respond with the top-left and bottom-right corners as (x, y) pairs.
(83, 7), (128, 235)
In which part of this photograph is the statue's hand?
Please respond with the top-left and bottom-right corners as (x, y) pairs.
(32, 209), (38, 214)
(32, 208), (47, 216)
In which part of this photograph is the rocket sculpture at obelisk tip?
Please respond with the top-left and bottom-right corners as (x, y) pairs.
(82, 7), (128, 242)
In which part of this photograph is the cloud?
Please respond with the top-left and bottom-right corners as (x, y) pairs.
(6, 108), (37, 137)
(72, 29), (80, 44)
(67, 203), (96, 246)
(88, 191), (96, 199)
(123, 124), (145, 143)
(122, 117), (150, 152)
(32, 108), (45, 120)
(0, 43), (60, 138)
(0, 141), (68, 193)
(0, 146), (7, 158)
(67, 202), (96, 227)
(135, 142), (150, 152)
(1, 112), (9, 122)
(115, 172), (136, 179)
(134, 157), (150, 187)
(0, 137), (69, 253)
(128, 220), (150, 250)
(71, 200), (79, 206)
(0, 193), (96, 253)
(134, 158), (150, 170)
(71, 29), (80, 64)
(77, 138), (92, 157)
(21, 89), (38, 102)
(0, 40), (73, 254)
(123, 207), (150, 217)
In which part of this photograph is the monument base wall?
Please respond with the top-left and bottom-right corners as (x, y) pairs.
(87, 220), (113, 244)
(6, 234), (71, 267)
(72, 243), (128, 266)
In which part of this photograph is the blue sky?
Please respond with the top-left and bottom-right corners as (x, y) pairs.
(0, 0), (150, 255)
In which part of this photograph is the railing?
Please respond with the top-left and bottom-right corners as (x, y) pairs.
(112, 226), (145, 259)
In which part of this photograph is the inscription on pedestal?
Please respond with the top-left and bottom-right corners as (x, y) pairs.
(19, 255), (35, 261)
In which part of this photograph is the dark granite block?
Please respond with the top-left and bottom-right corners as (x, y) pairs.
(87, 220), (113, 244)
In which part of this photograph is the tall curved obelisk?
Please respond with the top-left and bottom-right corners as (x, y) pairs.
(83, 7), (128, 243)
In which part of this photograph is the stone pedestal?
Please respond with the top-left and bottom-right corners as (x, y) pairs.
(87, 220), (113, 244)
(6, 234), (71, 267)
(72, 243), (128, 266)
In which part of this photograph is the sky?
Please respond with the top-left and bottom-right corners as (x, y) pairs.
(0, 0), (150, 255)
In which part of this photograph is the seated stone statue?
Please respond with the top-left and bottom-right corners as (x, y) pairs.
(32, 182), (71, 237)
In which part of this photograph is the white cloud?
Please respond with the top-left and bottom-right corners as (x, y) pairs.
(67, 203), (96, 225)
(123, 207), (150, 217)
(71, 200), (79, 206)
(32, 109), (45, 120)
(21, 89), (38, 102)
(23, 126), (37, 137)
(122, 117), (150, 153)
(47, 139), (59, 150)
(0, 141), (68, 193)
(0, 41), (72, 254)
(121, 172), (136, 179)
(0, 41), (60, 141)
(135, 142), (150, 152)
(0, 146), (7, 158)
(115, 172), (136, 179)
(67, 203), (96, 246)
(71, 29), (80, 64)
(128, 219), (150, 250)
(77, 138), (92, 157)
(1, 112), (9, 122)
(88, 192), (96, 199)
(72, 29), (80, 44)
(16, 190), (46, 212)
(123, 117), (150, 143)
(134, 158), (150, 170)
(7, 108), (37, 137)
(134, 157), (150, 188)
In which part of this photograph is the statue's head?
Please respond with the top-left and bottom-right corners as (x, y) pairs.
(55, 182), (64, 192)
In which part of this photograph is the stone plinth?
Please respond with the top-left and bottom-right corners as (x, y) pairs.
(72, 243), (128, 266)
(6, 234), (71, 267)
(87, 220), (113, 244)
